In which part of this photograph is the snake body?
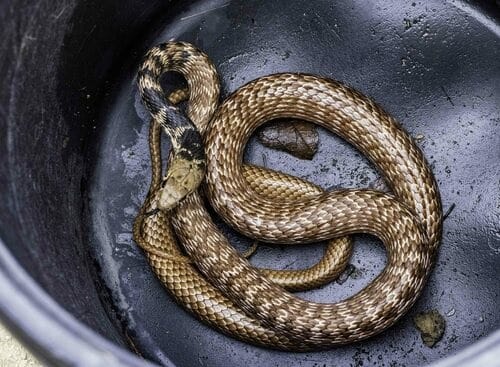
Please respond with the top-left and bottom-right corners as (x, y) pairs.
(134, 42), (442, 349)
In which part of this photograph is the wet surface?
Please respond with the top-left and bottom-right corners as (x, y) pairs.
(85, 1), (500, 366)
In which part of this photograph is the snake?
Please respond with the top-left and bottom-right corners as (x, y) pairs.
(134, 41), (442, 349)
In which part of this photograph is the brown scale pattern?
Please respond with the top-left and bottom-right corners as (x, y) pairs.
(134, 120), (350, 350)
(134, 42), (442, 349)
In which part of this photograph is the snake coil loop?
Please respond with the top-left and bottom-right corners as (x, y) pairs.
(134, 41), (442, 350)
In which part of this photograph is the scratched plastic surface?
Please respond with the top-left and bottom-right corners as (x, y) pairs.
(86, 1), (500, 366)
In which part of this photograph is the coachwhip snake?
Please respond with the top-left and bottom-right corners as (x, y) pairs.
(133, 41), (442, 350)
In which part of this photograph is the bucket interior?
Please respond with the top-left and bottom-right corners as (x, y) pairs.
(1, 1), (499, 366)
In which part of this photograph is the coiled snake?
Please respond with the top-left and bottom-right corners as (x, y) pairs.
(133, 41), (442, 350)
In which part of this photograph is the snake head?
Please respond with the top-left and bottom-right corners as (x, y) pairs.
(154, 156), (206, 211)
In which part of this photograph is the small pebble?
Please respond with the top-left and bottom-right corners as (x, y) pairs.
(446, 308), (456, 317)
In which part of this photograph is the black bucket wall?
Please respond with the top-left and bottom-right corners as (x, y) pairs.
(0, 1), (499, 366)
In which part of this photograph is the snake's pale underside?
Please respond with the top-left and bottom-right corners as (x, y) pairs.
(133, 41), (442, 350)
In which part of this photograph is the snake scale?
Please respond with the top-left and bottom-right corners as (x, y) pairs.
(134, 41), (442, 350)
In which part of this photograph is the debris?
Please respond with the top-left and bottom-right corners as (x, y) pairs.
(258, 119), (319, 160)
(261, 153), (268, 168)
(443, 203), (456, 221)
(441, 86), (455, 106)
(413, 310), (446, 347)
(445, 308), (456, 317)
(404, 18), (412, 30)
(415, 134), (425, 142)
(336, 264), (356, 285)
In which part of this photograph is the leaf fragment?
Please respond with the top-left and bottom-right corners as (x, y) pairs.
(257, 119), (319, 160)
